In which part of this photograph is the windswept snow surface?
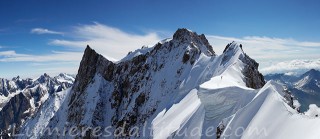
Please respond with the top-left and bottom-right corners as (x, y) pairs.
(152, 89), (201, 139)
(222, 81), (320, 139)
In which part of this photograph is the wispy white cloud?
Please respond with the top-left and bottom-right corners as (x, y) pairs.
(3, 23), (161, 62)
(207, 35), (320, 74)
(1, 23), (162, 77)
(31, 28), (64, 35)
(0, 50), (82, 62)
(260, 59), (320, 74)
(49, 22), (161, 60)
(0, 50), (29, 57)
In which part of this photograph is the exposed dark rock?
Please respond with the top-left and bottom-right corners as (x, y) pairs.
(136, 93), (146, 106)
(240, 53), (265, 89)
(182, 52), (190, 63)
(222, 42), (265, 89)
(72, 45), (101, 93)
(223, 43), (232, 53)
(173, 28), (215, 56)
(0, 93), (31, 136)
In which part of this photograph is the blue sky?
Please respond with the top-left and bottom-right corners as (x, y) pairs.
(0, 0), (320, 78)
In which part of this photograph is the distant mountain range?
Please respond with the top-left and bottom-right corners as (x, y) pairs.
(265, 69), (320, 111)
(0, 73), (74, 136)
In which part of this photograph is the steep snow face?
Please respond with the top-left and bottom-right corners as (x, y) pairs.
(152, 89), (202, 139)
(151, 43), (261, 138)
(222, 81), (320, 139)
(22, 28), (265, 138)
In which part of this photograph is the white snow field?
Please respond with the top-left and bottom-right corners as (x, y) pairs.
(222, 81), (320, 139)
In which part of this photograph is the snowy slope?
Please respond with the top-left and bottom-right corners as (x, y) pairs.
(222, 81), (320, 139)
(151, 43), (260, 139)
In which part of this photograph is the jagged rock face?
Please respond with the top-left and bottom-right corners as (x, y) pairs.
(240, 53), (265, 89)
(173, 28), (215, 56)
(0, 73), (74, 137)
(0, 78), (31, 97)
(73, 46), (102, 92)
(67, 46), (115, 127)
(60, 29), (216, 137)
(0, 93), (31, 135)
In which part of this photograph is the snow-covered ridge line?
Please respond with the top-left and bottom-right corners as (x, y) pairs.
(18, 28), (267, 138)
(222, 81), (320, 139)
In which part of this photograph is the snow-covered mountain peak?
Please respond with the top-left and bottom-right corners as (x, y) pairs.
(120, 28), (216, 63)
(302, 69), (320, 78)
(55, 73), (75, 84)
(19, 29), (267, 138)
(73, 45), (114, 92)
(293, 69), (320, 94)
(222, 41), (243, 54)
(36, 73), (51, 83)
(172, 28), (215, 56)
(11, 75), (21, 81)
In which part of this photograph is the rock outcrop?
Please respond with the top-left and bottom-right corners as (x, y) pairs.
(0, 93), (31, 135)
